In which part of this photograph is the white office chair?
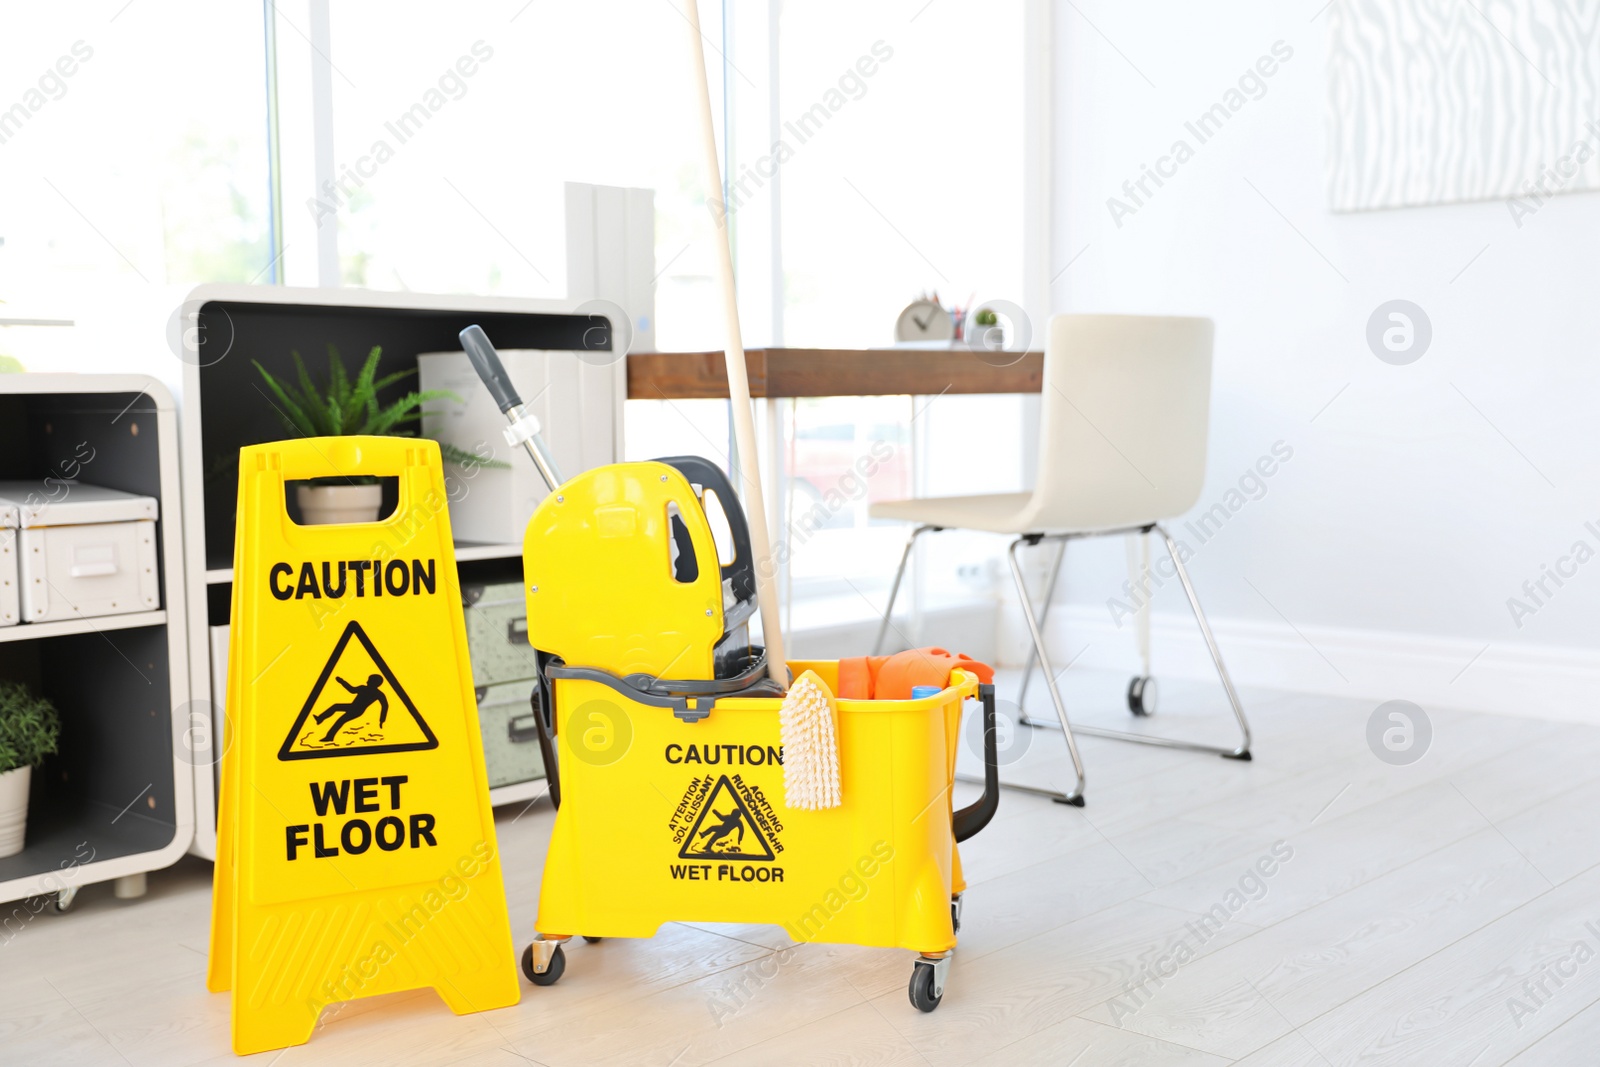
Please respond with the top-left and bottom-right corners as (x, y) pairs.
(869, 314), (1251, 806)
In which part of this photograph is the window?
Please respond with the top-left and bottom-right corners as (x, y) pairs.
(623, 1), (1030, 625)
(320, 0), (729, 354)
(773, 1), (1025, 347)
(0, 3), (269, 374)
(0, 1), (1030, 631)
(766, 1), (1029, 620)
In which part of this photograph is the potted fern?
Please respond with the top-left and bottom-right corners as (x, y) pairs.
(0, 681), (61, 858)
(255, 345), (497, 524)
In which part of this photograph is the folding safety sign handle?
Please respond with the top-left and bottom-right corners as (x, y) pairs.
(952, 683), (1001, 842)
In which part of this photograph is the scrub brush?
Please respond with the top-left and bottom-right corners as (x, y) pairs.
(779, 670), (841, 810)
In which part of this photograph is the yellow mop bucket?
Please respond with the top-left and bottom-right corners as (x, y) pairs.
(515, 457), (1000, 1011)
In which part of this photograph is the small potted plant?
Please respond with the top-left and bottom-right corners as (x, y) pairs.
(970, 307), (1004, 351)
(255, 345), (497, 524)
(0, 681), (61, 858)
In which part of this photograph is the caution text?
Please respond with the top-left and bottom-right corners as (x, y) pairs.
(269, 559), (438, 601)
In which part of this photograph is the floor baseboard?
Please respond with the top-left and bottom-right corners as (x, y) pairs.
(1011, 604), (1600, 725)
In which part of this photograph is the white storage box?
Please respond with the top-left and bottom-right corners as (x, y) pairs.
(419, 348), (621, 544)
(0, 501), (17, 627)
(0, 482), (160, 623)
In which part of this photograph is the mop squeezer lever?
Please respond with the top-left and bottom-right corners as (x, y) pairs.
(458, 324), (563, 493)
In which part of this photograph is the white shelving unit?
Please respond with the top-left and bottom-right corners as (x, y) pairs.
(0, 375), (193, 906)
(0, 610), (167, 645)
(177, 286), (624, 859)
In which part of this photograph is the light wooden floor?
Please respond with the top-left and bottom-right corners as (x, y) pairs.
(6, 669), (1600, 1066)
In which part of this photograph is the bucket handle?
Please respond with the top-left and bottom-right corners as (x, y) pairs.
(656, 455), (758, 607)
(544, 656), (782, 724)
(529, 665), (561, 809)
(952, 684), (1000, 843)
(534, 668), (1001, 837)
(533, 654), (782, 810)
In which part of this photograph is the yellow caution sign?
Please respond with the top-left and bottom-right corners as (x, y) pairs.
(207, 437), (519, 1056)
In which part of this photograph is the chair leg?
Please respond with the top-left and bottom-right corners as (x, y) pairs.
(1156, 523), (1252, 759)
(1005, 537), (1086, 805)
(873, 524), (936, 656)
(1132, 531), (1153, 679)
(1029, 526), (1252, 760)
(1016, 537), (1067, 709)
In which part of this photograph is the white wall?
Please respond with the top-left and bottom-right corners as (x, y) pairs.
(1036, 1), (1600, 720)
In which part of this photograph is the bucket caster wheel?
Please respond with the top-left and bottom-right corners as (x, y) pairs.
(908, 956), (949, 1013)
(1127, 675), (1157, 717)
(950, 893), (963, 934)
(521, 942), (566, 987)
(582, 936), (603, 944)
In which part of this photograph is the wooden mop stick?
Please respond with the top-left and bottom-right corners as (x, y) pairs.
(680, 0), (789, 688)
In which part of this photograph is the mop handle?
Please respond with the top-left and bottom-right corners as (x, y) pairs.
(458, 324), (564, 494)
(460, 323), (521, 413)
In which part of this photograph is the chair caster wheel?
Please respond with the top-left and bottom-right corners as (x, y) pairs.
(582, 936), (603, 943)
(521, 942), (566, 986)
(908, 960), (944, 1012)
(1127, 675), (1157, 716)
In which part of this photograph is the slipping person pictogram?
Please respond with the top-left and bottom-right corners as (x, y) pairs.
(314, 674), (389, 743)
(278, 620), (438, 761)
(696, 808), (746, 853)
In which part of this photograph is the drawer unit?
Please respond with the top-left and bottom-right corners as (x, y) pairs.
(462, 581), (540, 687)
(0, 482), (160, 624)
(476, 680), (545, 790)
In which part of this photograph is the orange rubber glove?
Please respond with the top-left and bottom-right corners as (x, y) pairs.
(835, 648), (994, 700)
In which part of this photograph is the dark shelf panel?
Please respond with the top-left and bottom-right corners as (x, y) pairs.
(0, 799), (175, 885)
(194, 300), (602, 572)
(0, 625), (178, 836)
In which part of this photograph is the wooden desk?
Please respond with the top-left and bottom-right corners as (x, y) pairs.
(626, 348), (1044, 400)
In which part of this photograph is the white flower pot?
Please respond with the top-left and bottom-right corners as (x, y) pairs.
(296, 483), (383, 526)
(0, 765), (32, 859)
(968, 320), (1005, 351)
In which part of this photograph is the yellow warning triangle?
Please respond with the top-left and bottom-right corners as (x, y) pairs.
(279, 619), (438, 760)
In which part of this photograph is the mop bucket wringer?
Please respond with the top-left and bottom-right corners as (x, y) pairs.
(517, 457), (1000, 1011)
